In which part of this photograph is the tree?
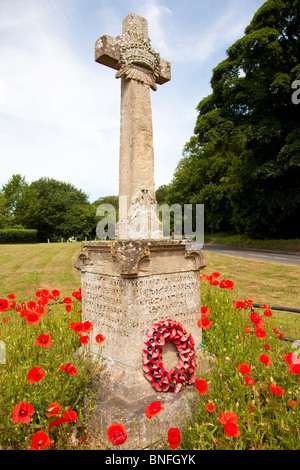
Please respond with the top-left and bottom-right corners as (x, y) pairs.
(167, 0), (300, 238)
(1, 174), (28, 224)
(0, 192), (10, 229)
(16, 178), (96, 242)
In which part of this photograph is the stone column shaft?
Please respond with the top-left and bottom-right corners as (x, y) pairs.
(119, 77), (155, 221)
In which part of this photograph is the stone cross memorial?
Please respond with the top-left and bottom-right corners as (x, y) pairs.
(75, 13), (208, 449)
(95, 13), (171, 239)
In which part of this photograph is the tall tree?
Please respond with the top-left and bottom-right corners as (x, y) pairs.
(1, 174), (28, 223)
(16, 177), (96, 242)
(167, 0), (300, 238)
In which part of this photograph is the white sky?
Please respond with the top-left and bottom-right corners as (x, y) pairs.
(0, 0), (265, 202)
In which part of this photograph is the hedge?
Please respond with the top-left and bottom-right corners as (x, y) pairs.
(0, 229), (37, 244)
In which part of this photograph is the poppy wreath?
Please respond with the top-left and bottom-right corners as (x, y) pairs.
(142, 319), (196, 393)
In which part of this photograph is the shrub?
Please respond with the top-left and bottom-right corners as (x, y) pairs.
(0, 229), (37, 244)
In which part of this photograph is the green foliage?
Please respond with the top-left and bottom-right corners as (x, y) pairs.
(166, 0), (300, 238)
(9, 177), (97, 242)
(0, 229), (37, 244)
(0, 193), (10, 229)
(1, 175), (28, 220)
(1, 176), (121, 242)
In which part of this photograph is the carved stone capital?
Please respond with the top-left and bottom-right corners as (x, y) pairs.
(73, 248), (91, 271)
(184, 249), (208, 271)
(111, 240), (150, 277)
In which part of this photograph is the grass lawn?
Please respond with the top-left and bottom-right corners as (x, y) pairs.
(0, 243), (81, 300)
(205, 233), (300, 253)
(203, 252), (300, 339)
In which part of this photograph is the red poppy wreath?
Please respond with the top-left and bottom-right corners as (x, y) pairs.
(142, 319), (196, 393)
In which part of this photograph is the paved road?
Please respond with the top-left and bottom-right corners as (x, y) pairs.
(202, 244), (300, 266)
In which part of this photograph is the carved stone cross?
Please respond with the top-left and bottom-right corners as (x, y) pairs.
(95, 13), (171, 239)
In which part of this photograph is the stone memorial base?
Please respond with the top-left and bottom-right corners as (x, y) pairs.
(74, 239), (208, 449)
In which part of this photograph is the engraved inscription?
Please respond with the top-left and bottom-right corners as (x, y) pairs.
(82, 271), (200, 338)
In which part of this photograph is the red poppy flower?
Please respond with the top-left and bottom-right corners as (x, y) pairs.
(63, 297), (72, 304)
(233, 301), (247, 310)
(288, 400), (297, 407)
(168, 427), (181, 450)
(0, 299), (9, 312)
(224, 421), (240, 438)
(238, 363), (251, 374)
(8, 293), (16, 300)
(72, 288), (82, 301)
(27, 367), (45, 384)
(197, 316), (213, 330)
(48, 416), (65, 431)
(284, 352), (300, 374)
(249, 312), (264, 328)
(270, 383), (286, 396)
(95, 334), (106, 343)
(31, 431), (54, 450)
(34, 334), (52, 348)
(218, 411), (238, 424)
(195, 378), (208, 395)
(52, 289), (60, 300)
(273, 327), (279, 335)
(48, 410), (78, 431)
(283, 352), (294, 365)
(289, 363), (300, 375)
(107, 423), (127, 446)
(46, 403), (61, 418)
(68, 321), (84, 334)
(263, 309), (273, 317)
(9, 300), (16, 310)
(79, 335), (89, 345)
(257, 354), (271, 366)
(244, 375), (257, 386)
(25, 311), (41, 325)
(65, 304), (72, 313)
(83, 321), (93, 333)
(62, 410), (78, 422)
(265, 344), (270, 350)
(12, 402), (35, 423)
(37, 297), (50, 309)
(255, 327), (266, 339)
(145, 401), (165, 419)
(206, 402), (216, 412)
(201, 306), (211, 316)
(60, 363), (77, 376)
(2, 317), (8, 323)
(219, 279), (234, 290)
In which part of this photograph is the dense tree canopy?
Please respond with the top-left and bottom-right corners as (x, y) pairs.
(0, 175), (110, 242)
(163, 0), (300, 238)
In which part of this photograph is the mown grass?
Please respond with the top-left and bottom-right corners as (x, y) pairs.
(0, 243), (81, 300)
(205, 232), (300, 253)
(202, 251), (300, 340)
(0, 243), (299, 450)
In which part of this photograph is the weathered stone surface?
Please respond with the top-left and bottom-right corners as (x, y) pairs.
(82, 350), (215, 450)
(95, 13), (171, 238)
(75, 240), (207, 448)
